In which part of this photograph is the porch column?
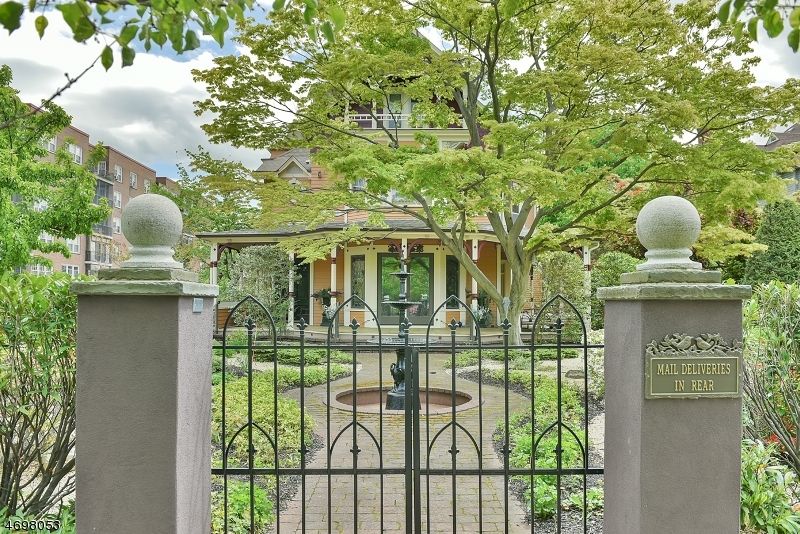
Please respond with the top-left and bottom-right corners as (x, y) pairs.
(330, 247), (338, 310)
(72, 195), (217, 534)
(288, 251), (295, 328)
(471, 238), (479, 307)
(209, 242), (218, 285)
(599, 197), (748, 534)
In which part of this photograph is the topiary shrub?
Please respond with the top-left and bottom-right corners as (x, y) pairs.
(744, 200), (800, 285)
(590, 252), (642, 330)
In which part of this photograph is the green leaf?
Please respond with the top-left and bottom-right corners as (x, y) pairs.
(0, 2), (24, 34)
(56, 2), (95, 42)
(152, 30), (167, 46)
(764, 10), (783, 38)
(748, 16), (759, 40)
(306, 23), (315, 41)
(718, 0), (731, 24)
(211, 15), (228, 46)
(184, 29), (200, 51)
(789, 29), (800, 52)
(303, 4), (316, 24)
(121, 45), (135, 67)
(34, 14), (48, 38)
(119, 23), (138, 46)
(328, 5), (345, 31)
(790, 7), (800, 29)
(101, 44), (113, 70)
(733, 21), (744, 40)
(321, 20), (334, 43)
(272, 0), (286, 10)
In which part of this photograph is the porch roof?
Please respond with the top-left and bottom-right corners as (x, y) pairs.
(196, 219), (505, 244)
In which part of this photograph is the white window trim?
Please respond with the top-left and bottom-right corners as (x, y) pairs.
(130, 171), (138, 189)
(113, 191), (122, 208)
(114, 164), (123, 182)
(144, 179), (151, 193)
(113, 217), (121, 234)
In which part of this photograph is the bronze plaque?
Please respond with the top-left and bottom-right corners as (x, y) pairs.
(645, 334), (742, 399)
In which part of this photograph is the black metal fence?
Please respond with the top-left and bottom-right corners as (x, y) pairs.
(211, 295), (604, 533)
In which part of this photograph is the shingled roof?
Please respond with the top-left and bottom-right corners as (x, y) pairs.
(760, 124), (800, 151)
(254, 148), (312, 173)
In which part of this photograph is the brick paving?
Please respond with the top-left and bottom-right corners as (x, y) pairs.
(275, 350), (534, 533)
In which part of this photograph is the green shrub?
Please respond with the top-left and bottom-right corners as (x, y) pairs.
(586, 329), (605, 399)
(495, 374), (586, 519)
(211, 479), (274, 534)
(0, 273), (77, 518)
(742, 281), (800, 473)
(590, 252), (642, 330)
(535, 251), (589, 343)
(251, 348), (353, 366)
(533, 348), (579, 360)
(444, 348), (528, 368)
(744, 200), (800, 285)
(0, 503), (75, 534)
(741, 440), (800, 534)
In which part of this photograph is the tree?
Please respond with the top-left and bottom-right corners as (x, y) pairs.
(744, 200), (800, 284)
(193, 0), (800, 343)
(590, 251), (642, 330)
(718, 0), (800, 52)
(0, 0), (344, 68)
(0, 65), (109, 272)
(151, 148), (259, 282)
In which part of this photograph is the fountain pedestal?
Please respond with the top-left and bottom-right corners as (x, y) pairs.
(385, 347), (421, 410)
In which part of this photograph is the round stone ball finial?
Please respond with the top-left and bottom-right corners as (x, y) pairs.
(120, 194), (184, 269)
(636, 196), (701, 271)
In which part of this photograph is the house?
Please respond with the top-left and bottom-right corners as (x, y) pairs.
(198, 94), (539, 330)
(760, 123), (800, 195)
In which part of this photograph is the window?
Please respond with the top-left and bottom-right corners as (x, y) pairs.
(387, 93), (403, 128)
(62, 265), (80, 277)
(40, 136), (57, 152)
(446, 256), (460, 308)
(113, 217), (121, 234)
(350, 255), (365, 308)
(144, 179), (151, 193)
(113, 191), (122, 208)
(130, 172), (137, 189)
(33, 200), (48, 212)
(352, 178), (366, 191)
(95, 161), (107, 177)
(69, 144), (83, 164)
(65, 237), (80, 254)
(39, 232), (54, 244)
(30, 264), (52, 276)
(114, 164), (123, 182)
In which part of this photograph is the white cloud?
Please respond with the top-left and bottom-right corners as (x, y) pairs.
(0, 15), (265, 177)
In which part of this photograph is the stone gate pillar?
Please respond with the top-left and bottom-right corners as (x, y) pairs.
(598, 196), (750, 534)
(71, 195), (218, 533)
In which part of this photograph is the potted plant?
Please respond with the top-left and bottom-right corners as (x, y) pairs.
(475, 305), (493, 328)
(314, 288), (332, 306)
(321, 305), (336, 326)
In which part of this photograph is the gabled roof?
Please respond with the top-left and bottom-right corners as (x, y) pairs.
(761, 124), (800, 151)
(255, 148), (312, 174)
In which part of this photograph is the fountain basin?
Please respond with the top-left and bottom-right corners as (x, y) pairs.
(330, 386), (480, 415)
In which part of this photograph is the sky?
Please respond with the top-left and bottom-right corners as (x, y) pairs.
(1, 8), (799, 179)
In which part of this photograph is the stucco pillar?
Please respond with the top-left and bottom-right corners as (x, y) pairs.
(72, 194), (218, 534)
(598, 196), (749, 534)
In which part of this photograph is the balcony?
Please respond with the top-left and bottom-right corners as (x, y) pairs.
(92, 224), (112, 237)
(85, 250), (111, 263)
(344, 113), (465, 130)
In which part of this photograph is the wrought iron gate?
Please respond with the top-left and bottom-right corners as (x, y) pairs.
(211, 295), (604, 533)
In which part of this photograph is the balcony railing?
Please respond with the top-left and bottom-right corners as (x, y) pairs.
(92, 224), (112, 237)
(344, 113), (465, 130)
(85, 251), (111, 263)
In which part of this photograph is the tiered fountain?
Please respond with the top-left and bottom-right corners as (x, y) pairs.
(331, 253), (477, 414)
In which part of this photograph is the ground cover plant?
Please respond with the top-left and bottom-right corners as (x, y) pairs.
(494, 373), (591, 519)
(740, 439), (800, 534)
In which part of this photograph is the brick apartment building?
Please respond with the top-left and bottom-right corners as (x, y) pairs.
(25, 113), (177, 277)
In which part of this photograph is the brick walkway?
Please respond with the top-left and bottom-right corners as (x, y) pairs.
(275, 350), (534, 533)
